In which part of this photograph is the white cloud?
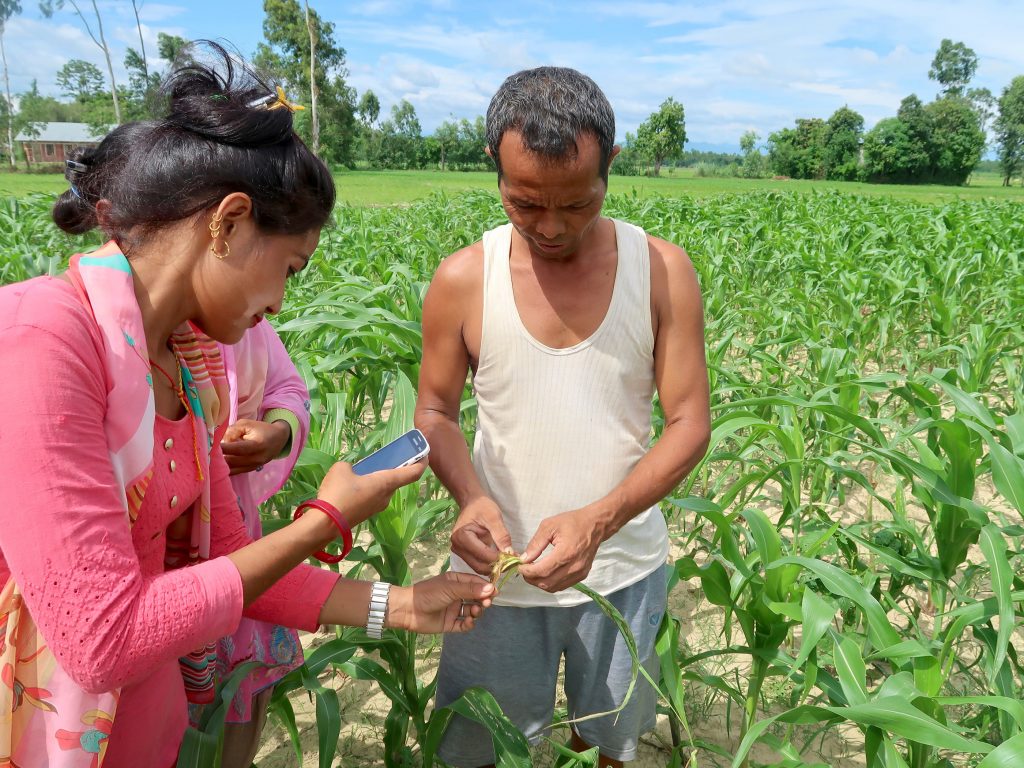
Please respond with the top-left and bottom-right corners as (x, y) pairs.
(137, 4), (188, 23)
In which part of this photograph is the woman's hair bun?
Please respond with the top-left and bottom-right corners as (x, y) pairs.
(161, 41), (294, 148)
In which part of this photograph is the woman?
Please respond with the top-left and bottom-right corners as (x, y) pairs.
(0, 44), (491, 768)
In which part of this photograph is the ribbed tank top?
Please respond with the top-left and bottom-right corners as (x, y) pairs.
(452, 219), (669, 607)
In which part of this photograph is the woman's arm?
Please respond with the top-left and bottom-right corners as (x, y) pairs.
(209, 430), (495, 634)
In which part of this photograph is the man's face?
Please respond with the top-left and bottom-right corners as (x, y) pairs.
(494, 131), (615, 262)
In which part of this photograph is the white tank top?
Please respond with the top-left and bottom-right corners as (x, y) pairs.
(451, 219), (669, 607)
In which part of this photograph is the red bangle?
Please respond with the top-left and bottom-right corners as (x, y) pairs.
(293, 499), (353, 564)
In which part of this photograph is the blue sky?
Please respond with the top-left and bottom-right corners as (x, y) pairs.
(8, 1), (1024, 152)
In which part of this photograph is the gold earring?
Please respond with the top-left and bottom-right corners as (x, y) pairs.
(211, 239), (230, 259)
(208, 213), (229, 259)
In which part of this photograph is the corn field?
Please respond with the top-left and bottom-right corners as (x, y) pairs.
(2, 188), (1023, 767)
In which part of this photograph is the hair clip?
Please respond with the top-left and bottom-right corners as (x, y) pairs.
(66, 159), (88, 175)
(247, 85), (305, 113)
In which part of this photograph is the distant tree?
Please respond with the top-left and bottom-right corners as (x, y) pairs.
(739, 130), (766, 178)
(678, 148), (741, 167)
(634, 97), (686, 175)
(925, 96), (985, 184)
(928, 39), (978, 98)
(767, 126), (798, 177)
(453, 116), (487, 168)
(895, 95), (932, 181)
(122, 48), (160, 119)
(610, 133), (643, 175)
(56, 58), (105, 101)
(0, 0), (21, 168)
(121, 34), (187, 120)
(255, 0), (356, 165)
(157, 32), (189, 64)
(994, 76), (1024, 186)
(376, 99), (422, 169)
(433, 118), (458, 170)
(824, 106), (864, 180)
(358, 89), (379, 127)
(768, 118), (828, 179)
(861, 117), (917, 182)
(40, 0), (121, 123)
(967, 86), (996, 135)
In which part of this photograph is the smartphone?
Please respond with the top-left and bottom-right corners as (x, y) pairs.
(352, 428), (430, 476)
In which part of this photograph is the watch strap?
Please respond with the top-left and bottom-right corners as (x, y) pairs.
(366, 581), (391, 639)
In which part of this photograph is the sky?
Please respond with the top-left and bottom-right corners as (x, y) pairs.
(7, 0), (1024, 152)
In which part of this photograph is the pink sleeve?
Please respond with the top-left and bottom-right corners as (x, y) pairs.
(208, 440), (339, 631)
(0, 284), (243, 694)
(250, 320), (311, 505)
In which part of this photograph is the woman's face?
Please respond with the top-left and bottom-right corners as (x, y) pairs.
(192, 222), (320, 344)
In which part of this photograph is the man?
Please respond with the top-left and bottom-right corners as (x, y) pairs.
(414, 66), (710, 768)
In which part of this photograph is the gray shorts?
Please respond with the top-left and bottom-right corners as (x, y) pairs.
(434, 564), (667, 767)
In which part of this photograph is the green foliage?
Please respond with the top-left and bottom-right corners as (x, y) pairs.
(426, 116), (488, 171)
(55, 58), (105, 101)
(824, 106), (864, 181)
(255, 0), (357, 165)
(634, 97), (687, 175)
(929, 39), (979, 98)
(158, 32), (189, 64)
(995, 76), (1024, 186)
(768, 118), (829, 179)
(373, 100), (423, 169)
(739, 131), (767, 179)
(862, 95), (984, 185)
(925, 97), (986, 184)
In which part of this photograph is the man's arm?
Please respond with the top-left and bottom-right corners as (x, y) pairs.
(518, 236), (711, 592)
(414, 245), (514, 575)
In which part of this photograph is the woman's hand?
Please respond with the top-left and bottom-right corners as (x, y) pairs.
(387, 572), (495, 634)
(315, 459), (426, 530)
(221, 418), (291, 475)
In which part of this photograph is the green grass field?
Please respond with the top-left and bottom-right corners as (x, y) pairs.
(4, 167), (1022, 205)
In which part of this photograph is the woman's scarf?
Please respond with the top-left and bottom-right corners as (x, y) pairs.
(0, 246), (229, 767)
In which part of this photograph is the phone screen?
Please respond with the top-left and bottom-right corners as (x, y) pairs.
(352, 429), (429, 476)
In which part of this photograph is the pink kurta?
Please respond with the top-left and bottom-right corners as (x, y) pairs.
(0, 277), (340, 767)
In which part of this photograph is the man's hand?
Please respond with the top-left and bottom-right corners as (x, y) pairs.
(451, 496), (514, 576)
(221, 419), (291, 475)
(517, 508), (604, 593)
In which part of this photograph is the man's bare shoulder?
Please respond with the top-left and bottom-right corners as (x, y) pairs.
(431, 241), (485, 293)
(646, 234), (698, 287)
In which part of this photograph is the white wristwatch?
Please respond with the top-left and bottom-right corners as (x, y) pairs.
(366, 581), (391, 639)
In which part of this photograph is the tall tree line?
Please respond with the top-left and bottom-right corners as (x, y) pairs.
(764, 40), (1022, 186)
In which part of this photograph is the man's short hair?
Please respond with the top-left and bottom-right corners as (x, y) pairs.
(486, 66), (616, 181)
